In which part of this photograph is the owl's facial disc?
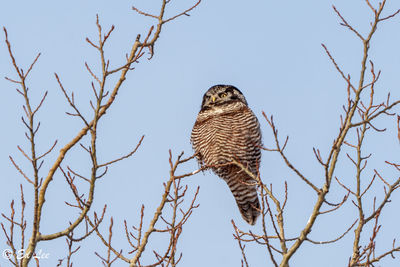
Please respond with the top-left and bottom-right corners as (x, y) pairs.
(201, 85), (247, 110)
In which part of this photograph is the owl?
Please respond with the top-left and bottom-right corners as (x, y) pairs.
(191, 85), (262, 225)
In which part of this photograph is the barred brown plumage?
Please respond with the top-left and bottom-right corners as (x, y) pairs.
(191, 85), (262, 225)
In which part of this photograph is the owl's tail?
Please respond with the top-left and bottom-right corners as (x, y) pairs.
(226, 173), (260, 225)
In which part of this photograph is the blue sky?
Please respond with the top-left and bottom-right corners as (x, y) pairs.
(1, 0), (400, 266)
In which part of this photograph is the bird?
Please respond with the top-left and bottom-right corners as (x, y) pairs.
(191, 84), (262, 225)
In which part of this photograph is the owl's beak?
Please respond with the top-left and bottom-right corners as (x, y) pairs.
(211, 96), (216, 103)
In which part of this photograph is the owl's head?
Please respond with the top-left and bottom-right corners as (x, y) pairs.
(201, 85), (248, 111)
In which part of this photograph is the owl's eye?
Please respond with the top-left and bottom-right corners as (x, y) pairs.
(220, 93), (228, 98)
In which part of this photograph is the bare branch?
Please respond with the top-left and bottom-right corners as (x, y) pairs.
(98, 135), (144, 168)
(332, 5), (364, 41)
(306, 219), (358, 245)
